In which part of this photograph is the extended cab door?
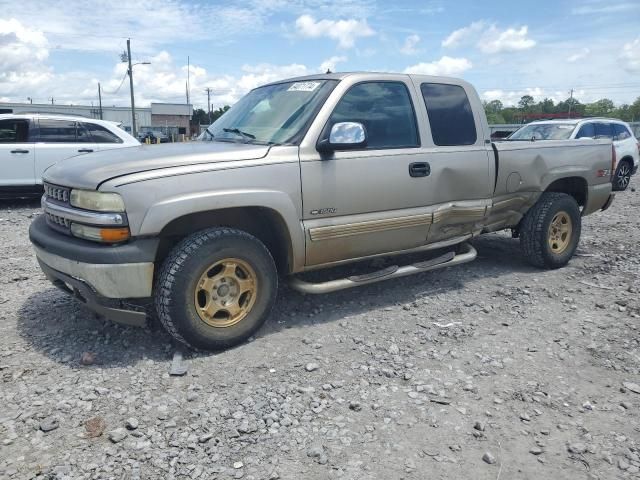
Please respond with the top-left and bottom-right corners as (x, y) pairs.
(410, 80), (493, 243)
(34, 119), (98, 183)
(299, 78), (433, 266)
(0, 118), (36, 186)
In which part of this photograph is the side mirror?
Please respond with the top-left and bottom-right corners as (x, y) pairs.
(317, 122), (367, 153)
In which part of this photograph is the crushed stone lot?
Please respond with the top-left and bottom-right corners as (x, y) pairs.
(1, 187), (639, 480)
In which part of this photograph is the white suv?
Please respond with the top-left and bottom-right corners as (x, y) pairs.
(0, 114), (139, 196)
(509, 118), (640, 191)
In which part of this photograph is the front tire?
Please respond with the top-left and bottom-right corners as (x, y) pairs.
(613, 160), (632, 191)
(519, 192), (581, 269)
(155, 228), (277, 350)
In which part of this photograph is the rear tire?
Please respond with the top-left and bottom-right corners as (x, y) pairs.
(613, 159), (632, 191)
(519, 192), (581, 269)
(155, 227), (277, 351)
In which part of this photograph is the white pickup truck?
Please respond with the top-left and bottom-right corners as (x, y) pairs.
(30, 72), (615, 350)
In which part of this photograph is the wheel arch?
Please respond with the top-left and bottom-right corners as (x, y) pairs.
(154, 206), (297, 275)
(543, 176), (588, 208)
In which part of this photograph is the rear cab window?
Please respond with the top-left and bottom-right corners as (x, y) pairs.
(327, 81), (420, 149)
(420, 83), (477, 146)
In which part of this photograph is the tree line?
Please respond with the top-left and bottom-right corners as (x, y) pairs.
(484, 95), (640, 124)
(192, 105), (231, 125)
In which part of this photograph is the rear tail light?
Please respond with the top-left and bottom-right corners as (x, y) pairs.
(611, 144), (616, 181)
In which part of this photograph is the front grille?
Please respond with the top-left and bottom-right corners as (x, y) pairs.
(45, 212), (71, 229)
(44, 183), (70, 204)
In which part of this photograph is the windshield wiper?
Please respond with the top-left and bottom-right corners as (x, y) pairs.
(223, 128), (256, 140)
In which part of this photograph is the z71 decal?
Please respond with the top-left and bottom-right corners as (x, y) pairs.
(310, 208), (337, 215)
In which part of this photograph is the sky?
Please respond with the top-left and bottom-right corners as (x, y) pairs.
(1, 0), (639, 110)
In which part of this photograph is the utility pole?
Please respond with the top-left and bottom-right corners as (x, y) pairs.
(126, 38), (137, 137)
(50, 97), (54, 105)
(186, 56), (190, 105)
(567, 88), (574, 119)
(98, 82), (103, 120)
(205, 87), (212, 123)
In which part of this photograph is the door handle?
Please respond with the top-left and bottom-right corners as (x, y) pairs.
(78, 148), (94, 153)
(10, 149), (30, 154)
(409, 162), (430, 177)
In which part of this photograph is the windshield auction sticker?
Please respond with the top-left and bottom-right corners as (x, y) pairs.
(287, 81), (321, 92)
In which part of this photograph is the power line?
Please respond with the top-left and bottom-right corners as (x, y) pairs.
(101, 72), (129, 95)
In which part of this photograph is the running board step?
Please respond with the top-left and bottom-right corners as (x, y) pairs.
(288, 243), (477, 294)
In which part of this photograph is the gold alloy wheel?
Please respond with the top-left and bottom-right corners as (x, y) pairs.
(194, 258), (258, 328)
(548, 211), (573, 254)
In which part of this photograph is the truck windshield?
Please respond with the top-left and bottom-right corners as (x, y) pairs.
(206, 80), (337, 145)
(509, 123), (576, 140)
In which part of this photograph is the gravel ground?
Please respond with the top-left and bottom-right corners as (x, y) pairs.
(1, 186), (639, 480)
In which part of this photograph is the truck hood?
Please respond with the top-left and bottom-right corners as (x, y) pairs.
(43, 141), (271, 190)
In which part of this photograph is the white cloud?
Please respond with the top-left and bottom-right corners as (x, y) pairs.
(6, 0), (376, 54)
(567, 48), (590, 63)
(478, 25), (535, 54)
(295, 14), (375, 48)
(572, 2), (639, 15)
(620, 37), (640, 72)
(319, 55), (347, 72)
(442, 21), (485, 48)
(443, 21), (535, 54)
(403, 56), (472, 76)
(400, 34), (421, 55)
(0, 19), (52, 98)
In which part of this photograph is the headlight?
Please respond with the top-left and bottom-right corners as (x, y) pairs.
(70, 223), (130, 243)
(70, 190), (125, 212)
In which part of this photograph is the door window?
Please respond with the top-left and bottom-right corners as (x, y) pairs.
(594, 123), (613, 139)
(328, 81), (419, 149)
(0, 119), (30, 143)
(613, 123), (631, 141)
(38, 119), (78, 142)
(76, 123), (93, 143)
(575, 123), (595, 138)
(421, 83), (477, 146)
(84, 123), (123, 143)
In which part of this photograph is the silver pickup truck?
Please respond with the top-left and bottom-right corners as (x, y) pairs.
(30, 73), (615, 350)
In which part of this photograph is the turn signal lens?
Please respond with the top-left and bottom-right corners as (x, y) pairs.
(100, 228), (131, 243)
(71, 223), (130, 243)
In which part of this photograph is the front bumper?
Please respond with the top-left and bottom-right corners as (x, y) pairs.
(633, 164), (638, 176)
(29, 214), (159, 326)
(38, 261), (148, 327)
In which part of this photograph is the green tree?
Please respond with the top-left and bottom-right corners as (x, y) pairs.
(192, 108), (209, 125)
(211, 105), (230, 123)
(485, 99), (503, 114)
(518, 95), (535, 110)
(556, 97), (585, 117)
(629, 96), (640, 121)
(538, 98), (555, 114)
(585, 98), (615, 117)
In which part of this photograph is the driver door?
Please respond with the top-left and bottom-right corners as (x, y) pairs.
(299, 80), (433, 266)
